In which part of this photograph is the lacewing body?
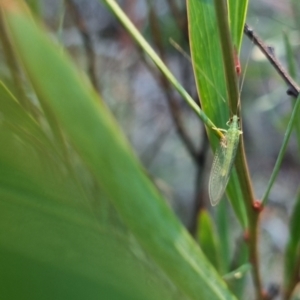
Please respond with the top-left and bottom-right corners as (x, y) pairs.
(209, 115), (242, 206)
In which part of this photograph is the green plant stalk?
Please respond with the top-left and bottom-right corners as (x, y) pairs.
(262, 94), (300, 205)
(213, 0), (262, 298)
(213, 1), (239, 114)
(235, 147), (261, 298)
(101, 0), (225, 139)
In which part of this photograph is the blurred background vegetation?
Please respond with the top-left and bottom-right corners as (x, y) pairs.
(59, 0), (300, 294)
(1, 0), (300, 299)
(42, 0), (299, 250)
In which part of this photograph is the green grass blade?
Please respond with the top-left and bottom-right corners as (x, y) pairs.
(216, 201), (231, 273)
(187, 0), (228, 135)
(228, 0), (249, 52)
(262, 94), (300, 205)
(197, 210), (221, 272)
(284, 191), (300, 298)
(213, 0), (239, 114)
(1, 2), (236, 299)
(227, 242), (249, 298)
(226, 170), (247, 228)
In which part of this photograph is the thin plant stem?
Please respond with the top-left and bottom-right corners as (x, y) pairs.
(262, 94), (300, 205)
(213, 1), (263, 299)
(213, 1), (239, 115)
(244, 24), (300, 98)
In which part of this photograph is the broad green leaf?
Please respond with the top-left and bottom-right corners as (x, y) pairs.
(0, 87), (180, 300)
(187, 0), (247, 228)
(0, 137), (179, 300)
(1, 1), (236, 299)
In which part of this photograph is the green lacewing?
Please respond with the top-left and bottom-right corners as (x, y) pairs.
(208, 49), (247, 206)
(208, 115), (243, 206)
(169, 39), (245, 205)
